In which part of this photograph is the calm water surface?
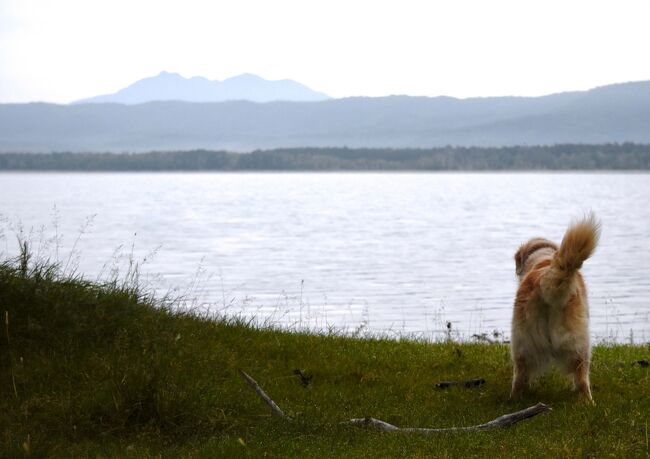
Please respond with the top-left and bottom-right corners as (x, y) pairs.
(1, 172), (649, 342)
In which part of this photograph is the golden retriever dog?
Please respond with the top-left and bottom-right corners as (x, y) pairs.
(510, 214), (600, 402)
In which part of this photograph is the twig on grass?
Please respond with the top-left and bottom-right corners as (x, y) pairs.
(345, 403), (551, 433)
(240, 370), (550, 432)
(239, 370), (292, 420)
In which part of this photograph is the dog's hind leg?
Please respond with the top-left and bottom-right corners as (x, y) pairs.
(510, 356), (530, 399)
(568, 356), (593, 403)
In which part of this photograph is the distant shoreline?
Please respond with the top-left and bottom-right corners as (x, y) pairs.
(1, 144), (649, 171)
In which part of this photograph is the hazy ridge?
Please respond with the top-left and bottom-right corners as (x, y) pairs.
(73, 71), (331, 104)
(1, 81), (650, 152)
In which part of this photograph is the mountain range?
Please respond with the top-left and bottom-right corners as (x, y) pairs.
(1, 80), (650, 152)
(74, 71), (330, 104)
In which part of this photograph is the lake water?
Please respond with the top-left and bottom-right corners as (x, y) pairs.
(1, 172), (649, 343)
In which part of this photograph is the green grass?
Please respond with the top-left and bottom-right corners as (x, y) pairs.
(1, 249), (649, 458)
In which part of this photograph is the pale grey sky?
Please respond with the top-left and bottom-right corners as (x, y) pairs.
(1, 0), (649, 103)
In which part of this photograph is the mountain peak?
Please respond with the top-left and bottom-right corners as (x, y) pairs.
(74, 72), (330, 105)
(157, 71), (182, 78)
(228, 73), (266, 81)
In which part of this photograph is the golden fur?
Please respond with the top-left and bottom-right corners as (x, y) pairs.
(510, 214), (601, 401)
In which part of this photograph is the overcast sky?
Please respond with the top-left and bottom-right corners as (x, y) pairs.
(1, 0), (649, 103)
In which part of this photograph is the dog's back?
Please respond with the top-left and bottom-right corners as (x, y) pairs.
(510, 214), (600, 401)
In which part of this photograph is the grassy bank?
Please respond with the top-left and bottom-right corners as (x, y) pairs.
(1, 251), (649, 458)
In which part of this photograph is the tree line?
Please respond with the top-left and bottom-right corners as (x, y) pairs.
(1, 144), (649, 171)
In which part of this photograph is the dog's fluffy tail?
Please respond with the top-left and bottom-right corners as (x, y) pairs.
(541, 213), (601, 304)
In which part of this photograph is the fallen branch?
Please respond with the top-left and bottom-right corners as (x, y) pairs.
(345, 403), (551, 433)
(239, 370), (550, 432)
(239, 370), (292, 420)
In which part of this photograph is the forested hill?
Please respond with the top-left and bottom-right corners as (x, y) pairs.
(1, 144), (649, 170)
(1, 80), (650, 152)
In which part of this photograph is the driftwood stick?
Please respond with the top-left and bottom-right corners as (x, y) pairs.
(239, 370), (292, 420)
(346, 402), (551, 433)
(239, 370), (550, 432)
